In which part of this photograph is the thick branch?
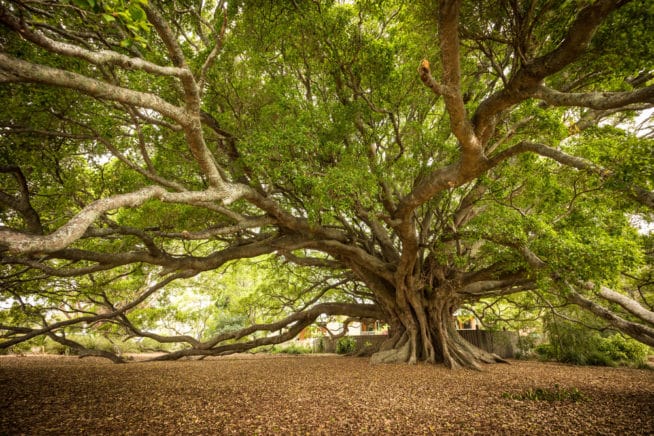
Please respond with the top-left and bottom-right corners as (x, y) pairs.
(0, 256), (125, 277)
(0, 52), (186, 122)
(459, 277), (535, 297)
(490, 141), (654, 209)
(201, 302), (384, 350)
(143, 6), (229, 190)
(505, 243), (654, 347)
(524, 0), (623, 79)
(534, 85), (654, 110)
(395, 162), (483, 221)
(120, 314), (201, 348)
(46, 332), (125, 363)
(197, 6), (227, 96)
(598, 286), (654, 326)
(473, 0), (622, 142)
(568, 289), (654, 347)
(0, 6), (188, 78)
(0, 47), (228, 191)
(280, 252), (344, 269)
(0, 166), (43, 234)
(0, 187), (248, 254)
(0, 273), (188, 349)
(436, 0), (483, 157)
(312, 240), (396, 284)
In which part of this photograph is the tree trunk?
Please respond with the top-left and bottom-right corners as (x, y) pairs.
(371, 292), (507, 369)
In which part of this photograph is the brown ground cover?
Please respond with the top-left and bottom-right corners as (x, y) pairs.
(1, 354), (652, 435)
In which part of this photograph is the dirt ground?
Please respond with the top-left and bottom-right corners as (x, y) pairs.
(1, 354), (652, 435)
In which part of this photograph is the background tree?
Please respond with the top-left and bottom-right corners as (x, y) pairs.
(1, 0), (653, 368)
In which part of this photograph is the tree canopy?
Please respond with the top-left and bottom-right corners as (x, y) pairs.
(1, 0), (653, 368)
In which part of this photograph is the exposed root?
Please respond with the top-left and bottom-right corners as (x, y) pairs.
(370, 316), (510, 369)
(370, 340), (411, 364)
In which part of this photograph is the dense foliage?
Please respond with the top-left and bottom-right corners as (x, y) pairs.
(0, 0), (653, 368)
(535, 312), (650, 367)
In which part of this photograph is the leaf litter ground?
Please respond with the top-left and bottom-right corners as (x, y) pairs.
(1, 354), (652, 435)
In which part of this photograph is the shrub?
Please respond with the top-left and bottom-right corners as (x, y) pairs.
(336, 337), (357, 354)
(4, 340), (32, 355)
(584, 351), (614, 367)
(77, 335), (117, 353)
(515, 333), (540, 359)
(131, 337), (177, 353)
(598, 334), (649, 366)
(271, 343), (312, 355)
(43, 338), (69, 355)
(541, 314), (650, 367)
(534, 343), (556, 359)
(543, 315), (603, 365)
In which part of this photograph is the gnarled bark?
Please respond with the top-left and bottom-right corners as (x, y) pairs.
(371, 289), (507, 370)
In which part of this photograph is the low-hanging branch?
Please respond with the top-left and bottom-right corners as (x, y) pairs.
(0, 272), (190, 349)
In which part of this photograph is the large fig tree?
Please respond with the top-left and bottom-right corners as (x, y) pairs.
(1, 0), (653, 368)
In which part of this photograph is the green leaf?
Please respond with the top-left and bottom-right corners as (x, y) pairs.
(128, 4), (146, 22)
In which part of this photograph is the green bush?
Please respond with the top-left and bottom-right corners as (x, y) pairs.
(336, 337), (357, 354)
(43, 338), (69, 355)
(534, 343), (556, 359)
(598, 334), (649, 366)
(515, 333), (540, 359)
(133, 337), (176, 352)
(5, 341), (33, 355)
(270, 343), (312, 355)
(77, 335), (118, 353)
(544, 315), (602, 365)
(584, 351), (615, 367)
(541, 314), (649, 367)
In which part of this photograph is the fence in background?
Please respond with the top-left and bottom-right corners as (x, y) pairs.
(457, 330), (518, 358)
